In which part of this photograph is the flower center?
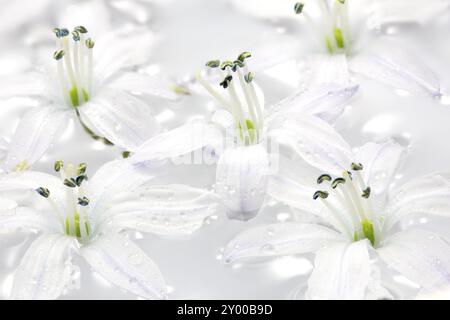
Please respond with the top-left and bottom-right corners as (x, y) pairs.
(36, 161), (91, 243)
(313, 163), (378, 246)
(294, 1), (351, 55)
(196, 52), (264, 146)
(53, 27), (94, 108)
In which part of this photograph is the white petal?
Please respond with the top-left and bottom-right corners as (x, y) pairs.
(385, 173), (450, 231)
(0, 203), (58, 234)
(354, 139), (406, 195)
(86, 159), (164, 217)
(103, 184), (220, 236)
(378, 229), (450, 292)
(269, 83), (358, 124)
(108, 72), (178, 101)
(0, 72), (47, 99)
(349, 51), (441, 97)
(229, 0), (296, 19)
(368, 0), (450, 27)
(301, 54), (351, 87)
(80, 233), (166, 299)
(267, 114), (353, 175)
(215, 144), (270, 220)
(0, 170), (65, 201)
(78, 89), (160, 150)
(0, 136), (9, 162)
(223, 222), (344, 264)
(131, 120), (222, 160)
(95, 28), (156, 81)
(4, 107), (69, 171)
(306, 240), (371, 300)
(11, 233), (77, 300)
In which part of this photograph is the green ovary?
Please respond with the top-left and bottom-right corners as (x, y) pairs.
(238, 119), (256, 144)
(361, 219), (375, 246)
(65, 212), (90, 238)
(334, 28), (345, 49)
(69, 86), (90, 107)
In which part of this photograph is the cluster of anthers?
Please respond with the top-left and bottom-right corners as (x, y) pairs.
(313, 162), (378, 247)
(36, 161), (91, 243)
(53, 26), (94, 108)
(294, 0), (350, 54)
(196, 52), (263, 146)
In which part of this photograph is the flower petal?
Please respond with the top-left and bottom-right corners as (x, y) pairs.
(80, 233), (167, 299)
(86, 159), (165, 217)
(349, 50), (441, 97)
(11, 233), (77, 300)
(301, 54), (351, 87)
(223, 222), (344, 264)
(130, 120), (222, 160)
(215, 144), (270, 220)
(267, 114), (353, 175)
(306, 240), (371, 300)
(368, 0), (450, 27)
(101, 184), (220, 236)
(4, 107), (69, 172)
(95, 28), (156, 81)
(385, 173), (450, 231)
(378, 229), (450, 292)
(0, 202), (58, 234)
(0, 72), (47, 99)
(353, 139), (406, 196)
(108, 72), (178, 101)
(269, 82), (358, 124)
(78, 89), (160, 150)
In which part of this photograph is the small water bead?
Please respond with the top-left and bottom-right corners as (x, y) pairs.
(128, 252), (144, 266)
(260, 243), (276, 254)
(266, 227), (275, 237)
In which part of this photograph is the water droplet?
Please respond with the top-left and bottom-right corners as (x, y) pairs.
(260, 243), (276, 254)
(128, 252), (143, 266)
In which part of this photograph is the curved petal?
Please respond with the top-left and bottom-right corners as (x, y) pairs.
(353, 139), (406, 196)
(229, 0), (296, 19)
(0, 72), (47, 99)
(78, 89), (160, 150)
(267, 114), (353, 175)
(4, 107), (69, 172)
(215, 144), (270, 220)
(101, 184), (220, 236)
(80, 233), (167, 299)
(0, 170), (65, 202)
(378, 229), (450, 292)
(108, 72), (178, 101)
(0, 136), (9, 163)
(0, 201), (58, 234)
(130, 120), (223, 161)
(11, 233), (77, 300)
(385, 173), (450, 231)
(86, 159), (165, 217)
(306, 240), (371, 300)
(368, 0), (450, 27)
(349, 50), (441, 97)
(269, 82), (358, 124)
(301, 54), (351, 87)
(95, 28), (156, 81)
(223, 222), (344, 264)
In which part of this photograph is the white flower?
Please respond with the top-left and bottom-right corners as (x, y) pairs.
(0, 25), (178, 173)
(223, 139), (450, 299)
(0, 159), (218, 299)
(230, 1), (443, 97)
(130, 52), (358, 221)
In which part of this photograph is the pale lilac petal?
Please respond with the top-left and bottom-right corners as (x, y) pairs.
(306, 240), (371, 300)
(378, 229), (450, 292)
(215, 144), (270, 220)
(267, 114), (353, 175)
(108, 72), (178, 101)
(80, 233), (167, 299)
(11, 233), (77, 300)
(78, 89), (160, 150)
(4, 107), (69, 171)
(0, 202), (58, 234)
(269, 83), (358, 124)
(301, 54), (351, 87)
(101, 184), (220, 236)
(349, 51), (441, 97)
(385, 173), (450, 231)
(223, 222), (344, 264)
